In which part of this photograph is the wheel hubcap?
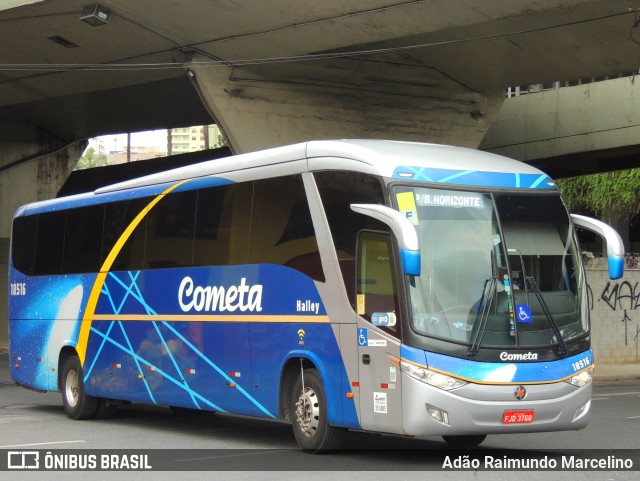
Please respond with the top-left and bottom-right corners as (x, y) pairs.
(65, 369), (79, 407)
(295, 386), (320, 437)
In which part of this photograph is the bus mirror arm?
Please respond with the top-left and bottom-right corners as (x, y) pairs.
(570, 214), (624, 280)
(350, 204), (421, 276)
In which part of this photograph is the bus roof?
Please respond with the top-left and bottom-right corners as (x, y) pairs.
(96, 139), (551, 192)
(16, 140), (556, 216)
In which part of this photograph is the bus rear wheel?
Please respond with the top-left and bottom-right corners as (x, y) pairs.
(442, 434), (487, 447)
(61, 355), (98, 420)
(291, 368), (344, 453)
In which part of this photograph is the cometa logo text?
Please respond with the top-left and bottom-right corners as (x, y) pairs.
(500, 351), (538, 361)
(178, 276), (263, 313)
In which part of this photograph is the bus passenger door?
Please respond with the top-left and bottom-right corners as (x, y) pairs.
(355, 231), (403, 435)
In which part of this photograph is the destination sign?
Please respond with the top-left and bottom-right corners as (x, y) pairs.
(415, 192), (485, 208)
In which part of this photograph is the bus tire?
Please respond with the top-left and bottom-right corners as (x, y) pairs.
(442, 434), (487, 447)
(61, 355), (98, 420)
(291, 368), (344, 453)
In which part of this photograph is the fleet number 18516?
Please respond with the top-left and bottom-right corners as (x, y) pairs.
(10, 282), (26, 296)
(571, 356), (591, 372)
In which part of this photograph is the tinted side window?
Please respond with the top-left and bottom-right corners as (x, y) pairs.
(11, 215), (37, 275)
(63, 205), (105, 274)
(315, 171), (386, 302)
(315, 171), (386, 256)
(12, 176), (327, 279)
(146, 190), (196, 268)
(34, 211), (66, 275)
(250, 176), (324, 281)
(105, 198), (149, 271)
(193, 183), (252, 266)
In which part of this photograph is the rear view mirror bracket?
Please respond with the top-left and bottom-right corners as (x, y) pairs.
(350, 204), (420, 276)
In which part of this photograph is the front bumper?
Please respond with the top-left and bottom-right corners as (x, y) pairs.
(402, 374), (591, 437)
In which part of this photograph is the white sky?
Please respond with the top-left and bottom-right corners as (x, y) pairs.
(94, 130), (168, 153)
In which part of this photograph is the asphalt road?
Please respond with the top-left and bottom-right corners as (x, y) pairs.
(1, 352), (638, 480)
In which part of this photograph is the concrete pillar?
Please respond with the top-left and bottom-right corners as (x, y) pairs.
(0, 238), (7, 346)
(0, 117), (84, 344)
(187, 54), (505, 154)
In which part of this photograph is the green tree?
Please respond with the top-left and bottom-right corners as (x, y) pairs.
(76, 146), (109, 169)
(215, 132), (229, 148)
(556, 169), (640, 251)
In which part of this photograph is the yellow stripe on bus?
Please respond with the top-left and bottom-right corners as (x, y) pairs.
(76, 180), (190, 365)
(400, 357), (592, 386)
(91, 314), (330, 323)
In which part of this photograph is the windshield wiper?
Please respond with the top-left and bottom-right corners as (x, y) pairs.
(468, 248), (500, 357)
(524, 276), (568, 356)
(467, 276), (497, 357)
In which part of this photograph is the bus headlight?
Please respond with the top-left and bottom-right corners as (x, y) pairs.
(400, 361), (467, 391)
(564, 367), (593, 387)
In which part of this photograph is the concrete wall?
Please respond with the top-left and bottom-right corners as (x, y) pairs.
(587, 262), (640, 365)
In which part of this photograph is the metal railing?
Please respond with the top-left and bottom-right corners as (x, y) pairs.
(506, 72), (636, 98)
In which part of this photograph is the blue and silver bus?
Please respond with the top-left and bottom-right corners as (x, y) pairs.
(8, 140), (623, 451)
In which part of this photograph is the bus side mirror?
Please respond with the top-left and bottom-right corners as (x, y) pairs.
(350, 204), (421, 276)
(570, 214), (624, 280)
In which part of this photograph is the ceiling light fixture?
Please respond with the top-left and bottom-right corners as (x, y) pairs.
(80, 4), (111, 26)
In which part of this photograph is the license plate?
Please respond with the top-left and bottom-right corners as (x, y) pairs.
(502, 410), (535, 424)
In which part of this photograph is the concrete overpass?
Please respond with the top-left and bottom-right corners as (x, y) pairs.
(481, 75), (640, 179)
(479, 74), (640, 252)
(3, 1), (640, 147)
(3, 0), (640, 342)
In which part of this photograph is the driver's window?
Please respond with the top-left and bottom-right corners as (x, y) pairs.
(356, 231), (400, 337)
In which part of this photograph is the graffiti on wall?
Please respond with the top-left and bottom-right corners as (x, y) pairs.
(599, 280), (640, 347)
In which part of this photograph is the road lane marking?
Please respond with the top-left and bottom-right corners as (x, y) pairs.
(594, 391), (640, 396)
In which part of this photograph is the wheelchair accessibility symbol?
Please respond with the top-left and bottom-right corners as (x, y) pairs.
(358, 328), (368, 346)
(516, 304), (532, 323)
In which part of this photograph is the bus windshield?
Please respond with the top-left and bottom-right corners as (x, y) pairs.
(394, 186), (586, 352)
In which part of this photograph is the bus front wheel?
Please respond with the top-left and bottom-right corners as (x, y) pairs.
(291, 368), (344, 452)
(61, 355), (98, 420)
